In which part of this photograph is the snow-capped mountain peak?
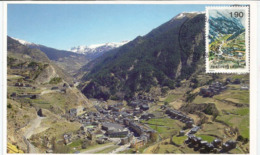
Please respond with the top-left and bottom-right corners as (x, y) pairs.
(70, 40), (129, 55)
(173, 11), (205, 20)
(88, 41), (128, 49)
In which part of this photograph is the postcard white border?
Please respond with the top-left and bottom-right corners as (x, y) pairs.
(1, 1), (259, 155)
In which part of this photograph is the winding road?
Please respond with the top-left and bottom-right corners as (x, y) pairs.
(218, 41), (224, 56)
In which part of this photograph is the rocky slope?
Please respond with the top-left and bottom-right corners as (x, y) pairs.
(8, 36), (74, 84)
(7, 37), (94, 153)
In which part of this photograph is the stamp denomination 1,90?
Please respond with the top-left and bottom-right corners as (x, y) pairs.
(206, 6), (249, 73)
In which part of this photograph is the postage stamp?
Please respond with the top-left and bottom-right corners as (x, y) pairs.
(206, 6), (249, 73)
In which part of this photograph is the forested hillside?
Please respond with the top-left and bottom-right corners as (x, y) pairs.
(79, 13), (205, 100)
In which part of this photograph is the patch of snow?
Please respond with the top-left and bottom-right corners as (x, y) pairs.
(88, 43), (106, 49)
(88, 41), (129, 49)
(70, 40), (129, 55)
(10, 37), (36, 45)
(188, 11), (205, 14)
(173, 11), (205, 20)
(175, 13), (185, 19)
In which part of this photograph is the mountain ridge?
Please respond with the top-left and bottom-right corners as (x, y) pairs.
(9, 37), (129, 76)
(10, 36), (129, 59)
(7, 36), (74, 84)
(79, 12), (205, 100)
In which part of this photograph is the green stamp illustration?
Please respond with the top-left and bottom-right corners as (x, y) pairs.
(206, 6), (249, 73)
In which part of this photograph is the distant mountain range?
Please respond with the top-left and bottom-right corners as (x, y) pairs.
(10, 37), (85, 60)
(9, 38), (90, 76)
(70, 41), (129, 58)
(7, 36), (74, 84)
(10, 37), (127, 76)
(11, 37), (128, 59)
(208, 11), (244, 43)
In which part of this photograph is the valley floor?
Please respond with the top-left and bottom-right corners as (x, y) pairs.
(7, 70), (249, 154)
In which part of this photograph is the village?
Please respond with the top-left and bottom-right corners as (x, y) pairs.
(57, 77), (245, 154)
(60, 95), (158, 153)
(7, 73), (249, 154)
(165, 108), (237, 153)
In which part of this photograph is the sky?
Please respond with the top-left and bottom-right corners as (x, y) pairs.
(8, 4), (207, 50)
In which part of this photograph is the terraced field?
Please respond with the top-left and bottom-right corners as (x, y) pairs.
(141, 118), (184, 139)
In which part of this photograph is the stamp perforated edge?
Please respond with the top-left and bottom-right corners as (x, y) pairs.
(205, 5), (250, 74)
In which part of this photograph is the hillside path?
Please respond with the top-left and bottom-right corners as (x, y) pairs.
(109, 144), (130, 154)
(23, 116), (45, 153)
(40, 90), (57, 95)
(80, 144), (114, 154)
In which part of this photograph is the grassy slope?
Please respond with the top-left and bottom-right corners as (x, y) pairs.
(149, 73), (250, 154)
(7, 72), (93, 153)
(172, 135), (187, 146)
(7, 99), (37, 152)
(141, 118), (184, 139)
